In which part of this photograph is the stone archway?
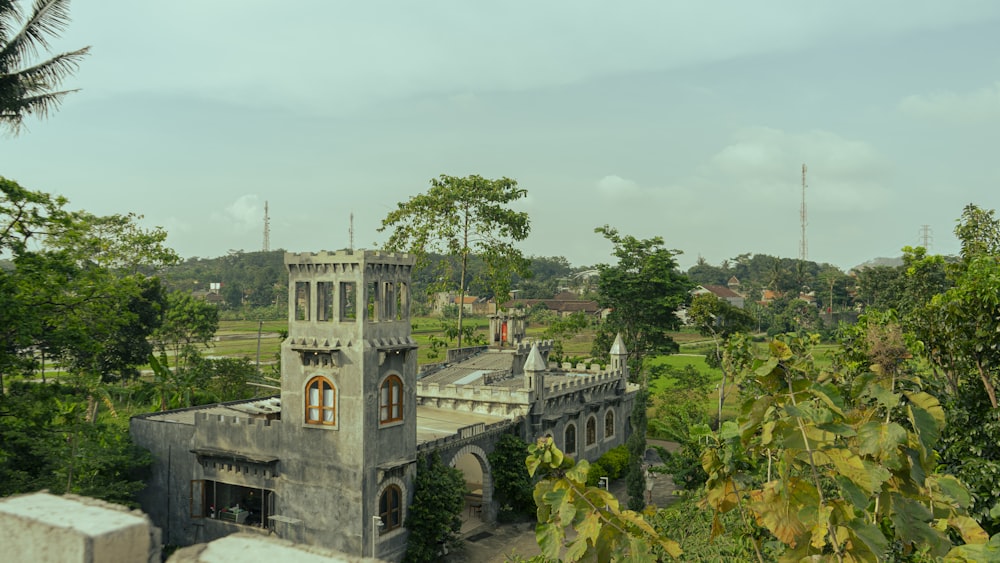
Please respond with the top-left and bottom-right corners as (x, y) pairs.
(448, 444), (494, 523)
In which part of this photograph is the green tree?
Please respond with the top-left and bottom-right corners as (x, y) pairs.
(1, 0), (90, 133)
(591, 226), (692, 382)
(403, 452), (466, 563)
(153, 290), (219, 374)
(487, 433), (536, 521)
(380, 174), (531, 350)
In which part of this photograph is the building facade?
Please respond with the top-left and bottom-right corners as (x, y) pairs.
(132, 249), (637, 561)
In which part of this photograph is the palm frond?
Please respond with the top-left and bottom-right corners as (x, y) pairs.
(0, 1), (25, 51)
(5, 45), (88, 85)
(0, 0), (74, 64)
(0, 1), (86, 133)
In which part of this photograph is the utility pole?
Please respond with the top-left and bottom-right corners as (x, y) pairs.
(799, 164), (808, 262)
(262, 201), (270, 252)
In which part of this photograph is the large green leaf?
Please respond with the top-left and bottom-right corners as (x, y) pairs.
(890, 493), (951, 557)
(826, 447), (882, 494)
(857, 421), (907, 469)
(847, 518), (890, 560)
(905, 391), (945, 450)
(836, 475), (871, 511)
(809, 382), (846, 418)
(535, 521), (564, 560)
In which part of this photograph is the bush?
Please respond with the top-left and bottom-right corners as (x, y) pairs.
(601, 445), (630, 479)
(584, 445), (631, 486)
(585, 460), (609, 487)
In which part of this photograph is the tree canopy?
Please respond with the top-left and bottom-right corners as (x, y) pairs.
(591, 226), (691, 381)
(380, 174), (531, 348)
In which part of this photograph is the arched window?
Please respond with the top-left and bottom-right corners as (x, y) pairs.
(586, 416), (597, 446)
(379, 485), (402, 532)
(305, 376), (336, 426)
(564, 424), (577, 455)
(380, 374), (403, 424)
(605, 410), (615, 439)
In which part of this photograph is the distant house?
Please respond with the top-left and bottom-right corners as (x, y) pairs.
(727, 276), (741, 293)
(693, 284), (745, 309)
(502, 291), (606, 319)
(432, 292), (497, 316)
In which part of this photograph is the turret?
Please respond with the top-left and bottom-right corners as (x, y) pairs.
(523, 342), (547, 400)
(609, 333), (628, 380)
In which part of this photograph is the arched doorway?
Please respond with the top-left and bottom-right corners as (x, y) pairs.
(448, 444), (494, 530)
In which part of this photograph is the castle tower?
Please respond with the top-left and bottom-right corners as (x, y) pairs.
(281, 250), (417, 559)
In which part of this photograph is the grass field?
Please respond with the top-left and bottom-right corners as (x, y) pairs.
(14, 314), (836, 428)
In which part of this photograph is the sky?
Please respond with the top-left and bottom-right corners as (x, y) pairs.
(5, 0), (1000, 271)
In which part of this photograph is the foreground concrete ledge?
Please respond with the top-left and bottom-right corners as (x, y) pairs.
(168, 534), (386, 563)
(0, 491), (158, 563)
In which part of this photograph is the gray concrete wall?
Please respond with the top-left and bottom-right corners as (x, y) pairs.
(131, 413), (197, 546)
(0, 492), (160, 563)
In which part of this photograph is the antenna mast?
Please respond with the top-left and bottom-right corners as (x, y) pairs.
(349, 212), (354, 252)
(799, 164), (808, 261)
(262, 201), (270, 252)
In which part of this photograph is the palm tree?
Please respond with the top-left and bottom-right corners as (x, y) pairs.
(1, 0), (89, 134)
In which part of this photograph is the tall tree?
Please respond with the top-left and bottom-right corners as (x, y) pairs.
(591, 226), (691, 382)
(379, 174), (531, 349)
(1, 0), (89, 134)
(153, 290), (219, 374)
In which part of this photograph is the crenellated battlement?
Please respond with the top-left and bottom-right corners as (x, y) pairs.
(516, 339), (554, 355)
(193, 411), (282, 428)
(192, 411), (284, 456)
(556, 362), (606, 372)
(284, 249), (414, 266)
(545, 371), (622, 398)
(416, 381), (532, 404)
(416, 418), (518, 453)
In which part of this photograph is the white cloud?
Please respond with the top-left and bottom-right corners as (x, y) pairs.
(574, 127), (895, 269)
(899, 82), (1000, 123)
(211, 195), (261, 233)
(596, 175), (640, 196)
(701, 127), (892, 210)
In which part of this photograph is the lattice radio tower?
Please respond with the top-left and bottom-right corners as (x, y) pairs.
(799, 164), (808, 261)
(349, 212), (354, 252)
(262, 201), (270, 252)
(919, 224), (933, 250)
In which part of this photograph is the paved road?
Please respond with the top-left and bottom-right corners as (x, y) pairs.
(443, 441), (679, 563)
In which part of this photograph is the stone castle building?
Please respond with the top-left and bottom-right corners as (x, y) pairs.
(131, 250), (638, 561)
